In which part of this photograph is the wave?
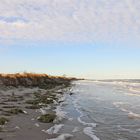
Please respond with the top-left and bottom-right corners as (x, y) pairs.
(50, 94), (73, 124)
(72, 127), (80, 133)
(72, 97), (99, 140)
(54, 105), (67, 122)
(91, 80), (140, 94)
(45, 124), (64, 134)
(53, 94), (69, 122)
(117, 125), (136, 133)
(127, 87), (140, 95)
(113, 102), (140, 119)
(46, 133), (73, 140)
(83, 127), (100, 140)
(79, 79), (140, 98)
(113, 102), (129, 109)
(77, 117), (97, 128)
(124, 92), (140, 97)
(73, 98), (96, 128)
(128, 112), (140, 119)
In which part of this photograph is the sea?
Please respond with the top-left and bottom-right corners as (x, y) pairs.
(46, 80), (140, 140)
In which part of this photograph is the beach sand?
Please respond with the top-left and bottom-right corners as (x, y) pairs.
(0, 86), (70, 140)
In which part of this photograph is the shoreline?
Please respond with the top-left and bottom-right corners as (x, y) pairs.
(0, 73), (74, 140)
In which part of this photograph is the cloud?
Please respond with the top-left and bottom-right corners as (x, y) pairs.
(0, 0), (140, 43)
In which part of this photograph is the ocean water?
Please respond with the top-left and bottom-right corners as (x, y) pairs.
(47, 80), (140, 140)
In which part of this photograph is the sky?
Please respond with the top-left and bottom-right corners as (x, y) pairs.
(0, 0), (140, 79)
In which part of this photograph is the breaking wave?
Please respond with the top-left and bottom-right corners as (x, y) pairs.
(46, 133), (73, 140)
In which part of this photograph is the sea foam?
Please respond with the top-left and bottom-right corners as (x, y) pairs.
(54, 94), (70, 122)
(73, 98), (97, 128)
(54, 104), (67, 122)
(83, 127), (100, 140)
(46, 124), (64, 134)
(73, 97), (99, 139)
(46, 133), (73, 140)
(128, 112), (140, 119)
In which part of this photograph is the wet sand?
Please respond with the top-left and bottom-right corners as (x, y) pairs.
(0, 86), (70, 140)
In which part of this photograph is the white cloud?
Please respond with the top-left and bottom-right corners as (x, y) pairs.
(0, 0), (140, 43)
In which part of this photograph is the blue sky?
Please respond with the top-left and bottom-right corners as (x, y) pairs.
(0, 0), (140, 79)
(0, 41), (140, 79)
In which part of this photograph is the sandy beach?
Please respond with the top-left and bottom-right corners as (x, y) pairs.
(0, 73), (73, 140)
(0, 86), (73, 140)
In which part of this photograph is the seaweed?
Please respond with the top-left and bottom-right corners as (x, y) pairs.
(0, 117), (9, 125)
(38, 113), (56, 123)
(6, 108), (24, 114)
